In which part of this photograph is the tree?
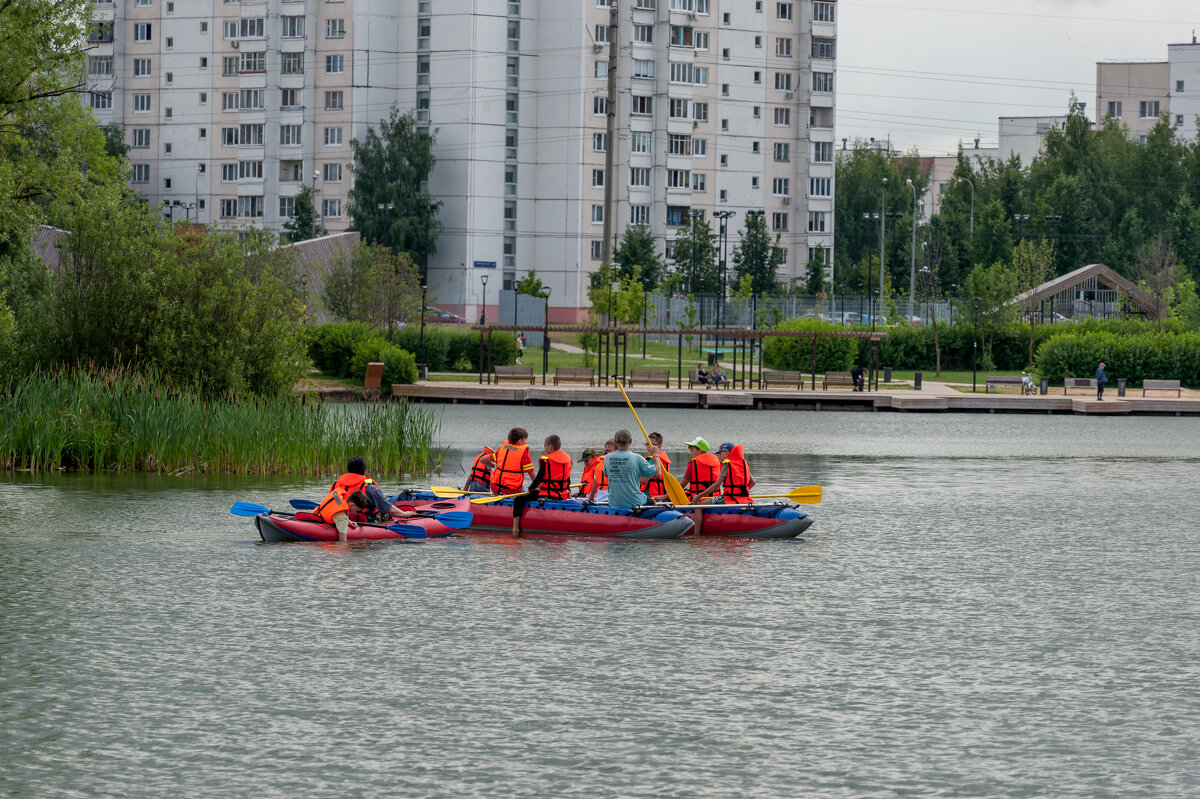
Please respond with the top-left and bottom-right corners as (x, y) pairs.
(586, 262), (644, 325)
(732, 213), (786, 295)
(804, 249), (827, 296)
(1132, 233), (1183, 331)
(101, 124), (129, 159)
(324, 242), (422, 329)
(347, 106), (441, 271)
(1, 0), (126, 243)
(282, 185), (319, 243)
(956, 262), (1017, 368)
(611, 224), (667, 290)
(1011, 238), (1055, 365)
(514, 270), (547, 298)
(670, 217), (719, 295)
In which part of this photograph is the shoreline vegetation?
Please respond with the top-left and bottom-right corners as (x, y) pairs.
(0, 367), (442, 476)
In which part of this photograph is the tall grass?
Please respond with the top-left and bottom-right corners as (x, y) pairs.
(0, 367), (442, 475)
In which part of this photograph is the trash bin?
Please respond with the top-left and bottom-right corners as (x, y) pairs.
(707, 352), (719, 366)
(913, 372), (922, 390)
(417, 363), (429, 380)
(1040, 376), (1049, 395)
(884, 366), (893, 383)
(1117, 377), (1126, 397)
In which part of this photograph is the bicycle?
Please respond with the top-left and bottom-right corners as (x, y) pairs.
(1021, 371), (1037, 395)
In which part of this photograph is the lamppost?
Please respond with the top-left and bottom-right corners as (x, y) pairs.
(838, 284), (846, 324)
(1013, 213), (1030, 241)
(311, 170), (320, 239)
(957, 176), (975, 240)
(642, 289), (649, 358)
(746, 209), (765, 329)
(857, 280), (864, 323)
(417, 283), (428, 376)
(608, 278), (620, 327)
(542, 285), (551, 385)
(879, 177), (888, 300)
(906, 178), (919, 323)
(971, 296), (982, 393)
(480, 273), (489, 325)
(714, 210), (734, 330)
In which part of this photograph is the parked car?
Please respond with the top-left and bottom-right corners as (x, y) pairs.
(426, 307), (465, 324)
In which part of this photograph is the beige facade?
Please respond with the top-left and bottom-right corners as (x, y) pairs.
(1096, 61), (1170, 140)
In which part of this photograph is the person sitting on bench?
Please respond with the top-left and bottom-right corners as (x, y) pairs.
(850, 364), (865, 392)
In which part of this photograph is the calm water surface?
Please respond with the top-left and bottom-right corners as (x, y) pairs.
(1, 409), (1198, 798)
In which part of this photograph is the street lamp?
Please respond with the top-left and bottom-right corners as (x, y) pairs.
(1013, 213), (1030, 241)
(879, 177), (888, 300)
(857, 280), (864, 323)
(608, 278), (620, 327)
(972, 296), (982, 393)
(714, 210), (734, 330)
(906, 178), (919, 323)
(542, 285), (551, 385)
(957, 177), (975, 240)
(311, 170), (321, 239)
(480, 273), (489, 325)
(746, 209), (765, 329)
(417, 283), (428, 376)
(838, 284), (846, 324)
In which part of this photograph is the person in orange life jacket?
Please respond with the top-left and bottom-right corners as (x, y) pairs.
(316, 488), (370, 543)
(641, 431), (673, 501)
(693, 441), (756, 504)
(462, 446), (495, 493)
(585, 439), (618, 503)
(511, 434), (574, 536)
(489, 427), (534, 494)
(332, 456), (416, 522)
(576, 448), (602, 497)
(681, 437), (722, 502)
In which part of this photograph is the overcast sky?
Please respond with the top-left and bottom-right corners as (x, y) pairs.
(837, 0), (1200, 155)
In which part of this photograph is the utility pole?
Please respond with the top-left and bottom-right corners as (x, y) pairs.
(600, 1), (619, 267)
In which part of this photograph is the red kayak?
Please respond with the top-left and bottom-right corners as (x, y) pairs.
(254, 509), (462, 542)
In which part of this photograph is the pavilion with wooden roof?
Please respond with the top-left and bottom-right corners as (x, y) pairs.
(1014, 263), (1163, 321)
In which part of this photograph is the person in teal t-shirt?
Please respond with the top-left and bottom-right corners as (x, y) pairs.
(601, 428), (661, 509)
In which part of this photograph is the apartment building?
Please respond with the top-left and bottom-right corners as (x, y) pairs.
(86, 0), (837, 319)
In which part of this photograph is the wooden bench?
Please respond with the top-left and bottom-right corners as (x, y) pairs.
(554, 366), (595, 385)
(1143, 379), (1182, 397)
(494, 365), (534, 384)
(688, 368), (729, 389)
(822, 371), (854, 390)
(1063, 377), (1097, 394)
(629, 368), (670, 388)
(759, 370), (805, 390)
(364, 362), (384, 401)
(985, 375), (1023, 393)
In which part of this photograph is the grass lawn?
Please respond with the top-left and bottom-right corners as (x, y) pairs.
(887, 369), (1030, 385)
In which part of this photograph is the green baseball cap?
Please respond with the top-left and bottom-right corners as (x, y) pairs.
(684, 436), (709, 452)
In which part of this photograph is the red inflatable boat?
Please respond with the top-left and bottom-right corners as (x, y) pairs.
(252, 507), (463, 542)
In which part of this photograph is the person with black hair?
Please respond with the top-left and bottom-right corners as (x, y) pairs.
(331, 456), (415, 522)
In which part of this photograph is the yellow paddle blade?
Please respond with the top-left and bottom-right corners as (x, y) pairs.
(470, 492), (522, 504)
(751, 486), (823, 504)
(430, 485), (469, 498)
(662, 469), (689, 506)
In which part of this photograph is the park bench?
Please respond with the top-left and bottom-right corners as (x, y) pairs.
(759, 370), (806, 390)
(985, 375), (1024, 393)
(822, 371), (855, 390)
(688, 368), (729, 389)
(629, 368), (670, 388)
(364, 362), (384, 401)
(554, 366), (595, 386)
(1063, 377), (1097, 394)
(494, 365), (535, 384)
(1143, 379), (1182, 397)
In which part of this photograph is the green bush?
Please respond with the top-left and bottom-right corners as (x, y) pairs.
(307, 322), (378, 378)
(350, 337), (418, 385)
(764, 318), (858, 372)
(1036, 330), (1200, 386)
(859, 323), (1060, 371)
(392, 325), (450, 370)
(308, 323), (517, 375)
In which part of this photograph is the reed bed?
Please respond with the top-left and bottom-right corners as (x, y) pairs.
(0, 367), (442, 476)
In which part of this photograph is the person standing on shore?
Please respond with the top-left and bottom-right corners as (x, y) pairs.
(1095, 362), (1108, 401)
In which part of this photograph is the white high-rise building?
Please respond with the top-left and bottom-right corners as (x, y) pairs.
(85, 0), (837, 319)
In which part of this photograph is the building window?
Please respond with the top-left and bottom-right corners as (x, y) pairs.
(238, 160), (264, 180)
(1139, 101), (1160, 118)
(774, 72), (792, 92)
(774, 107), (791, 126)
(813, 141), (833, 162)
(325, 90), (344, 109)
(240, 89), (265, 109)
(633, 24), (653, 44)
(772, 212), (788, 232)
(326, 18), (345, 38)
(88, 56), (113, 75)
(222, 92), (239, 111)
(199, 127), (206, 139)
(134, 23), (152, 42)
(239, 196), (265, 218)
(322, 199), (342, 218)
(593, 133), (608, 152)
(777, 2), (792, 19)
(669, 98), (689, 119)
(595, 60), (608, 79)
(631, 131), (652, 154)
(812, 72), (834, 93)
(326, 55), (344, 74)
(592, 168), (605, 187)
(324, 127), (343, 146)
(324, 163), (342, 182)
(630, 167), (651, 187)
(773, 142), (790, 161)
(692, 138), (707, 157)
(772, 177), (789, 196)
(239, 124), (264, 145)
(630, 204), (650, 224)
(591, 241), (602, 260)
(593, 97), (608, 116)
(239, 51), (266, 73)
(693, 102), (708, 121)
(281, 53), (304, 74)
(133, 94), (151, 113)
(133, 58), (151, 77)
(812, 37), (836, 59)
(88, 91), (112, 110)
(808, 211), (828, 232)
(633, 59), (655, 79)
(281, 16), (304, 37)
(1107, 101), (1122, 119)
(753, 106), (761, 119)
(669, 26), (692, 47)
(669, 133), (692, 155)
(813, 1), (836, 22)
(223, 57), (239, 76)
(630, 95), (653, 115)
(775, 37), (792, 57)
(719, 154), (728, 167)
(665, 206), (689, 227)
(751, 176), (759, 189)
(131, 129), (151, 149)
(692, 173), (706, 192)
(220, 199), (237, 219)
(591, 204), (604, 224)
(809, 177), (831, 196)
(279, 196), (295, 219)
(221, 128), (237, 146)
(595, 24), (609, 44)
(1177, 80), (1185, 93)
(667, 169), (690, 189)
(131, 164), (150, 183)
(281, 89), (301, 109)
(694, 31), (709, 50)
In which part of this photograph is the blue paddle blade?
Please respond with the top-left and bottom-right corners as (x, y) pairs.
(386, 523), (456, 539)
(432, 511), (473, 529)
(231, 501), (272, 517)
(290, 499), (319, 510)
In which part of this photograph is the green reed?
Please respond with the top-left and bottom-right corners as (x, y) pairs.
(0, 366), (442, 476)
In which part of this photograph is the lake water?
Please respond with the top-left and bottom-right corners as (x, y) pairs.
(2, 408), (1198, 798)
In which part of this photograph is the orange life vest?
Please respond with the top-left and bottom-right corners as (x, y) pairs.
(468, 448), (494, 487)
(594, 455), (609, 490)
(538, 449), (574, 499)
(720, 445), (753, 503)
(490, 441), (530, 493)
(580, 458), (600, 496)
(331, 472), (376, 496)
(315, 488), (352, 525)
(642, 451), (672, 497)
(685, 452), (722, 501)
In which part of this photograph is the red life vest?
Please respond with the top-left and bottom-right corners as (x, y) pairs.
(594, 455), (609, 490)
(490, 442), (530, 493)
(720, 445), (752, 503)
(468, 448), (494, 486)
(642, 451), (672, 497)
(315, 489), (351, 525)
(685, 452), (722, 501)
(538, 449), (574, 499)
(580, 458), (600, 496)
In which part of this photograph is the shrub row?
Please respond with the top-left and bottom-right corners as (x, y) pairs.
(304, 323), (518, 383)
(764, 318), (859, 372)
(390, 325), (518, 371)
(853, 324), (1060, 371)
(1036, 330), (1200, 385)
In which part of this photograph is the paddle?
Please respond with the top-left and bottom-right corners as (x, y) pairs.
(287, 498), (473, 529)
(431, 483), (581, 500)
(750, 486), (823, 504)
(234, 501), (453, 538)
(231, 501), (291, 517)
(609, 375), (689, 506)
